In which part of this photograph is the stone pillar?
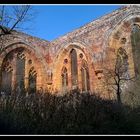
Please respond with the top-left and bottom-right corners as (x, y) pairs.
(24, 56), (29, 91)
(67, 58), (71, 91)
(89, 61), (94, 93)
(36, 63), (44, 91)
(78, 58), (82, 92)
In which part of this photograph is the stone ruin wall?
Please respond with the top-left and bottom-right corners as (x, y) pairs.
(1, 5), (140, 99)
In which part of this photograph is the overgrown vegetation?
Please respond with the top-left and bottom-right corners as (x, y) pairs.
(0, 91), (139, 135)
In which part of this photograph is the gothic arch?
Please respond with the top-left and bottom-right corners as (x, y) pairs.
(0, 43), (47, 94)
(0, 42), (48, 76)
(107, 15), (140, 78)
(106, 14), (140, 48)
(52, 42), (94, 93)
(131, 23), (140, 76)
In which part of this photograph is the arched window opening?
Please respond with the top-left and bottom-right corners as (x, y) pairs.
(1, 60), (13, 95)
(0, 47), (41, 95)
(61, 67), (68, 92)
(81, 60), (90, 92)
(47, 69), (53, 85)
(28, 67), (37, 94)
(131, 24), (140, 76)
(70, 49), (78, 88)
(116, 47), (129, 79)
(16, 51), (25, 94)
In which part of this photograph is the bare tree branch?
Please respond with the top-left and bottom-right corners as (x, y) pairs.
(9, 6), (30, 32)
(0, 5), (34, 35)
(0, 5), (36, 53)
(103, 47), (136, 104)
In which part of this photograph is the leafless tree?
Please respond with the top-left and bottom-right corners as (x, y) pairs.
(0, 5), (34, 35)
(0, 5), (35, 52)
(103, 47), (136, 104)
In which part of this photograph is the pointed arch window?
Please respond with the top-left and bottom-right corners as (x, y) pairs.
(28, 67), (37, 94)
(1, 60), (13, 95)
(61, 67), (68, 91)
(81, 60), (90, 92)
(16, 51), (25, 93)
(131, 24), (140, 75)
(116, 47), (129, 78)
(47, 69), (53, 85)
(70, 49), (78, 87)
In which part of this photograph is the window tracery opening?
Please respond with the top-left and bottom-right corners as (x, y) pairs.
(16, 50), (25, 94)
(116, 47), (129, 79)
(120, 38), (127, 44)
(131, 24), (140, 76)
(28, 67), (37, 94)
(61, 67), (68, 92)
(47, 69), (53, 85)
(1, 59), (13, 95)
(81, 60), (90, 92)
(64, 58), (68, 64)
(70, 49), (78, 88)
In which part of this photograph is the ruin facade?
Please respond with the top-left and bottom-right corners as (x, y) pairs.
(0, 5), (140, 99)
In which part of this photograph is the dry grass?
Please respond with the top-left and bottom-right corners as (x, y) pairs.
(0, 91), (139, 134)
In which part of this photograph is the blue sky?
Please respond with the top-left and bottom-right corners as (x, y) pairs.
(24, 5), (123, 41)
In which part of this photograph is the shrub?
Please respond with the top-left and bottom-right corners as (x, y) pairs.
(0, 91), (139, 134)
